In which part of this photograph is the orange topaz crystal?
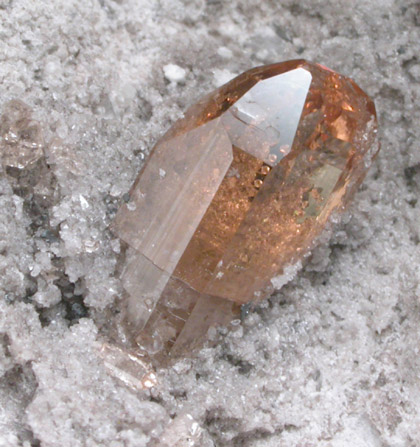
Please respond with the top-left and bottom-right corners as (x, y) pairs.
(113, 60), (378, 361)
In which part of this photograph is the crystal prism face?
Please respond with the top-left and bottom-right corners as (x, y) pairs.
(113, 60), (378, 358)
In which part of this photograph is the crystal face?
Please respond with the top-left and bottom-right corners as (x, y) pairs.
(113, 60), (379, 360)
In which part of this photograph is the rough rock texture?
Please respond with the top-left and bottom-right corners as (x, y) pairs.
(0, 0), (419, 446)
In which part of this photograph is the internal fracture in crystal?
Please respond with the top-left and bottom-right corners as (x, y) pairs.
(113, 60), (379, 360)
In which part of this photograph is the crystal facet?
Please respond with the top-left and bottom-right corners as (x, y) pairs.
(113, 60), (379, 361)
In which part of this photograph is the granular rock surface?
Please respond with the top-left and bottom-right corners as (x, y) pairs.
(0, 1), (419, 446)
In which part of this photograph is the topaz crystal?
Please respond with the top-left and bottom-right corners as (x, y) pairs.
(113, 60), (378, 361)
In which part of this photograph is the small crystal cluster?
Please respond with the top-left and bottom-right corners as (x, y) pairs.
(113, 60), (379, 361)
(0, 100), (44, 170)
(0, 100), (52, 205)
(0, 100), (62, 308)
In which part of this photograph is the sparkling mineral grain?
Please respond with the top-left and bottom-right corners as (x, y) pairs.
(113, 60), (379, 361)
(0, 100), (44, 169)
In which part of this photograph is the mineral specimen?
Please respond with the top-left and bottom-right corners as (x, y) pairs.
(113, 60), (378, 361)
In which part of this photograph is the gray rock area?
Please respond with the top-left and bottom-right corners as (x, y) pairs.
(0, 0), (419, 445)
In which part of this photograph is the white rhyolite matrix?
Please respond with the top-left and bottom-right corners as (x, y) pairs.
(0, 1), (420, 446)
